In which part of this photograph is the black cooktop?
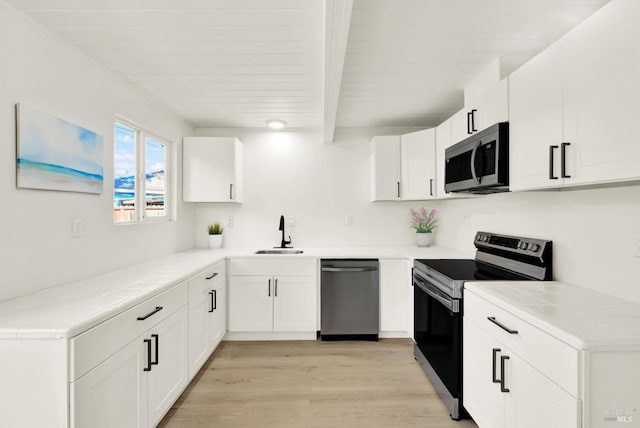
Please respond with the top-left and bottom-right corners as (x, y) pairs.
(415, 259), (534, 281)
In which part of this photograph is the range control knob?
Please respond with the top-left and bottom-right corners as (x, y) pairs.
(529, 243), (540, 252)
(519, 242), (529, 250)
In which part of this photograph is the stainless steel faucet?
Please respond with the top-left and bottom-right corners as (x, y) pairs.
(277, 215), (292, 248)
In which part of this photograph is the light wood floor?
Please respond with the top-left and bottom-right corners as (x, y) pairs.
(159, 339), (478, 428)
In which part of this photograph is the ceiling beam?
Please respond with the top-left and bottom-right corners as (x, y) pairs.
(323, 0), (353, 144)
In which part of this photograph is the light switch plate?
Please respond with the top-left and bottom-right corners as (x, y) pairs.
(226, 217), (234, 228)
(72, 218), (84, 238)
(345, 215), (353, 226)
(288, 216), (296, 227)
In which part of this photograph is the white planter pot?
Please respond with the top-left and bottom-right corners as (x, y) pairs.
(208, 234), (223, 249)
(416, 232), (433, 247)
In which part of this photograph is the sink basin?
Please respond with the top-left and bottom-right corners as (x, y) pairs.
(255, 249), (304, 255)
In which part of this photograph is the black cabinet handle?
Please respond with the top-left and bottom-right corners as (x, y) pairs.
(500, 355), (510, 393)
(492, 348), (501, 383)
(208, 290), (216, 312)
(549, 145), (559, 179)
(429, 179), (433, 196)
(471, 109), (477, 132)
(206, 272), (218, 280)
(268, 279), (271, 297)
(275, 279), (278, 297)
(151, 334), (159, 366)
(229, 183), (233, 200)
(137, 306), (163, 321)
(143, 339), (152, 372)
(397, 182), (400, 198)
(467, 111), (473, 134)
(561, 142), (571, 178)
(487, 316), (518, 334)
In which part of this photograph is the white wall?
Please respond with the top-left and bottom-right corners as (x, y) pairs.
(0, 3), (196, 302)
(192, 127), (427, 249)
(193, 126), (640, 304)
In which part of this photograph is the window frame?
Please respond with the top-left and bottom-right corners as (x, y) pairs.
(113, 118), (172, 224)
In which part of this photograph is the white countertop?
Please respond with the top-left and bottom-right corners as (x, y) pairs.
(0, 245), (469, 340)
(465, 281), (640, 349)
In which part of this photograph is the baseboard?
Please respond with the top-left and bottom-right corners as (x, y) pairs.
(379, 331), (410, 339)
(224, 331), (317, 341)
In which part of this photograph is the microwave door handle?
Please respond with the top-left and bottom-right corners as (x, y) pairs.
(470, 142), (481, 185)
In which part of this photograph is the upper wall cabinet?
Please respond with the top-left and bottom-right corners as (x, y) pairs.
(371, 129), (436, 201)
(451, 79), (509, 145)
(183, 137), (243, 203)
(510, 0), (640, 191)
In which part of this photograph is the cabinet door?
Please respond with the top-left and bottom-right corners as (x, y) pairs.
(475, 78), (509, 133)
(504, 352), (581, 428)
(71, 336), (147, 428)
(379, 259), (409, 334)
(463, 320), (505, 428)
(229, 275), (273, 331)
(400, 129), (436, 200)
(562, 0), (640, 186)
(147, 306), (189, 428)
(509, 41), (565, 191)
(371, 136), (401, 201)
(435, 119), (454, 199)
(188, 288), (209, 379)
(208, 277), (227, 352)
(183, 137), (240, 202)
(273, 276), (317, 332)
(451, 107), (472, 144)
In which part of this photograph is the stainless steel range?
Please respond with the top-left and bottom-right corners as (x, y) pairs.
(413, 232), (552, 420)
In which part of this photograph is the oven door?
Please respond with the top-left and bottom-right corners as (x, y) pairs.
(413, 273), (462, 403)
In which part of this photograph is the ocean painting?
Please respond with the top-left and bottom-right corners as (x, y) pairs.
(16, 103), (104, 194)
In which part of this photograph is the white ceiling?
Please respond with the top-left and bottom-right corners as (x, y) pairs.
(6, 0), (611, 133)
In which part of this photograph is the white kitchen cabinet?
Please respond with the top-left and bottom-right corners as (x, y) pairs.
(379, 259), (410, 336)
(371, 130), (436, 201)
(228, 259), (317, 334)
(183, 137), (243, 203)
(435, 119), (454, 199)
(451, 107), (472, 145)
(371, 135), (401, 201)
(187, 261), (226, 379)
(510, 0), (640, 191)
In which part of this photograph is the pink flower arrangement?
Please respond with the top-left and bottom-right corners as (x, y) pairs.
(410, 207), (438, 233)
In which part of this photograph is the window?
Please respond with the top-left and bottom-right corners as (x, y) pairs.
(113, 121), (170, 223)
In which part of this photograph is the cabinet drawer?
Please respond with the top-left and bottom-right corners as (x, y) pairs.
(465, 290), (580, 397)
(70, 281), (188, 381)
(188, 261), (226, 300)
(229, 258), (316, 276)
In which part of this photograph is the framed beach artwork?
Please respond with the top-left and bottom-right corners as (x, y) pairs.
(16, 103), (104, 194)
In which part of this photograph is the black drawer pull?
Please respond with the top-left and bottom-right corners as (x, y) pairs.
(143, 339), (152, 372)
(487, 316), (518, 334)
(500, 355), (510, 393)
(549, 145), (559, 179)
(561, 142), (571, 178)
(206, 272), (218, 280)
(209, 290), (217, 312)
(492, 348), (501, 383)
(151, 334), (159, 366)
(137, 306), (163, 321)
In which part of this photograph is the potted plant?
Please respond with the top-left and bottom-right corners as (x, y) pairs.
(410, 207), (438, 247)
(207, 223), (224, 249)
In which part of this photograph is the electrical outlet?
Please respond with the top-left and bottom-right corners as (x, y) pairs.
(72, 218), (84, 238)
(345, 215), (353, 226)
(288, 216), (296, 227)
(226, 217), (234, 228)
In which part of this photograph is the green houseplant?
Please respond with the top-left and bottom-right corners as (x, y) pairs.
(207, 223), (224, 249)
(410, 207), (438, 247)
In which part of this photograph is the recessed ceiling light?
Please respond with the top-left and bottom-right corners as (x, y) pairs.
(266, 119), (287, 130)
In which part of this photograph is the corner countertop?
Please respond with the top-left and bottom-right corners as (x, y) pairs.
(465, 281), (640, 349)
(0, 245), (470, 340)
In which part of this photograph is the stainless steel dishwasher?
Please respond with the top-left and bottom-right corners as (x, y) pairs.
(320, 259), (379, 340)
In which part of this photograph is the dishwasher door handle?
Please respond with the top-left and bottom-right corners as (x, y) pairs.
(321, 267), (378, 272)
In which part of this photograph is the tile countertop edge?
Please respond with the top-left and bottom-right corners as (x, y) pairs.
(464, 281), (640, 350)
(0, 245), (470, 340)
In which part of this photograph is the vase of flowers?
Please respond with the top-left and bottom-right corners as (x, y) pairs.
(207, 223), (224, 249)
(410, 207), (438, 247)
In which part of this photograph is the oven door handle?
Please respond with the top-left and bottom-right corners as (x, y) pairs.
(414, 279), (458, 313)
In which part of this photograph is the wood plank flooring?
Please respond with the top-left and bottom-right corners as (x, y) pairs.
(159, 339), (478, 428)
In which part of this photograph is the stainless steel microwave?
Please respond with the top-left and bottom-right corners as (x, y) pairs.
(444, 122), (509, 194)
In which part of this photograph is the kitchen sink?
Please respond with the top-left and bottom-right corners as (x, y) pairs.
(255, 249), (304, 254)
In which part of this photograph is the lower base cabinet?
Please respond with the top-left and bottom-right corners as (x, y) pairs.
(71, 305), (189, 428)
